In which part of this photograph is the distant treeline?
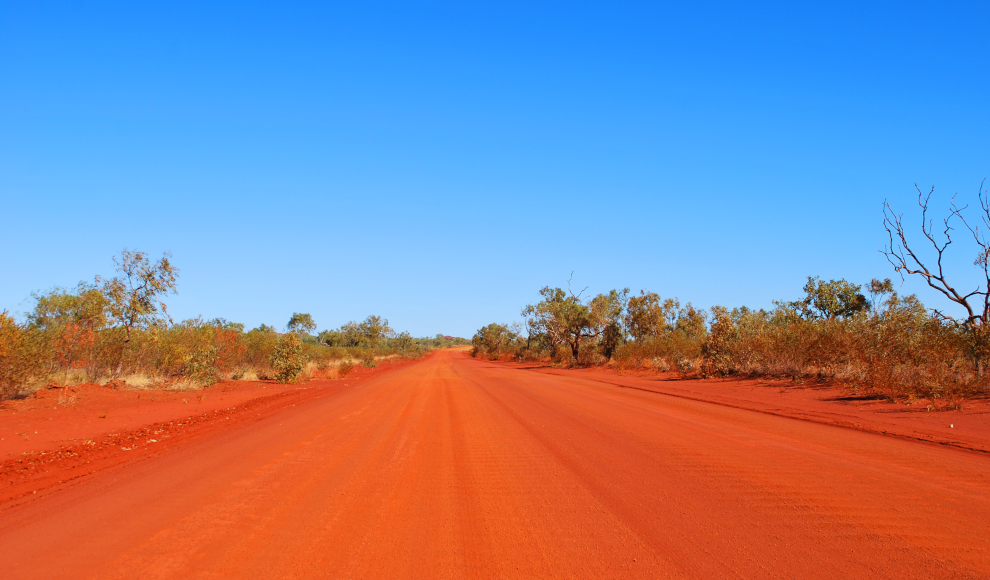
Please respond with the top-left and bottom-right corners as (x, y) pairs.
(0, 250), (467, 399)
(472, 277), (989, 404)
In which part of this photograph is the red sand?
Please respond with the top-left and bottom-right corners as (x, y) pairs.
(508, 362), (990, 453)
(1, 349), (988, 579)
(0, 381), (301, 457)
(0, 357), (415, 505)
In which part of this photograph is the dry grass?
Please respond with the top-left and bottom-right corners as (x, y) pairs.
(122, 375), (202, 391)
(304, 360), (357, 381)
(235, 368), (260, 381)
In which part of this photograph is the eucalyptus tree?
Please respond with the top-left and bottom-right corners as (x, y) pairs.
(98, 249), (178, 377)
(287, 313), (316, 335)
(523, 286), (594, 360)
(589, 288), (629, 360)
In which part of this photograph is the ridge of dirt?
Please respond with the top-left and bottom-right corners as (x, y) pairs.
(0, 355), (425, 509)
(0, 385), (328, 509)
(1, 381), (302, 457)
(506, 362), (990, 453)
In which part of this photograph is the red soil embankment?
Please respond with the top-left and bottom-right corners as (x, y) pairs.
(0, 356), (419, 504)
(1, 382), (298, 457)
(505, 362), (990, 452)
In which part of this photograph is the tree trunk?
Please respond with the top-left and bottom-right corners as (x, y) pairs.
(114, 325), (132, 379)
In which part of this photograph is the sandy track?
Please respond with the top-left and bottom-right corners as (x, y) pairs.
(0, 350), (988, 579)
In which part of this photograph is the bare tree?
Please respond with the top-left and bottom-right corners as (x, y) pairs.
(882, 181), (989, 327)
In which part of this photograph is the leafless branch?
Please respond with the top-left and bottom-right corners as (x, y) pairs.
(566, 272), (588, 300)
(953, 178), (990, 320)
(881, 182), (990, 326)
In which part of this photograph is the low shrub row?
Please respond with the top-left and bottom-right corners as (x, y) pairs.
(0, 251), (467, 399)
(472, 278), (989, 405)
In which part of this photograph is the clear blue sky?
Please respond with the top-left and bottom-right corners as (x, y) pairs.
(2, 2), (988, 337)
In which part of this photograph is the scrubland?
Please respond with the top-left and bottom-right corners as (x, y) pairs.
(0, 250), (466, 401)
(473, 281), (986, 407)
(472, 185), (990, 407)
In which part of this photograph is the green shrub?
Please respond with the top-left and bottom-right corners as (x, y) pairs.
(471, 323), (521, 360)
(185, 345), (221, 386)
(360, 351), (377, 367)
(270, 334), (304, 383)
(701, 306), (735, 377)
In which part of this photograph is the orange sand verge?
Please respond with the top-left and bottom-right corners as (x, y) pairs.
(0, 356), (420, 504)
(505, 362), (990, 452)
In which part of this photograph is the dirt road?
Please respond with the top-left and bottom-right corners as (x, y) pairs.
(1, 349), (988, 579)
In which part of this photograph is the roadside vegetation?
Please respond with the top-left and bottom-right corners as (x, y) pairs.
(0, 250), (467, 400)
(472, 183), (990, 407)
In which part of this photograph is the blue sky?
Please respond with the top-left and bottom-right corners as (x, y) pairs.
(2, 1), (989, 337)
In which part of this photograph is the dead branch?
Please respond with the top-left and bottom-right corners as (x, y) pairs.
(566, 272), (588, 300)
(881, 182), (990, 326)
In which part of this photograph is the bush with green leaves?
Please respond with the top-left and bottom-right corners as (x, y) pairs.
(471, 323), (521, 360)
(702, 306), (735, 377)
(185, 345), (221, 386)
(287, 313), (316, 335)
(360, 350), (377, 368)
(270, 334), (304, 383)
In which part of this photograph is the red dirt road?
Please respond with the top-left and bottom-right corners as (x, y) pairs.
(1, 350), (988, 579)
